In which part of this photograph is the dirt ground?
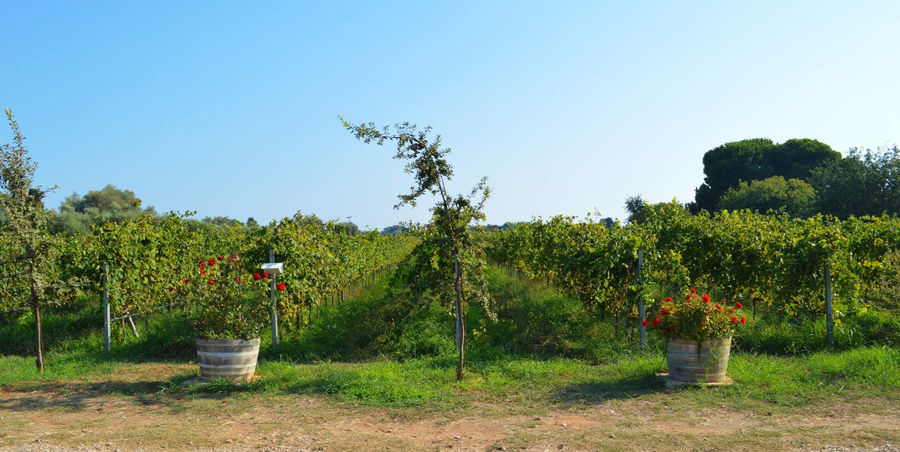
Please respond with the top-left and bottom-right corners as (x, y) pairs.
(1, 364), (898, 451)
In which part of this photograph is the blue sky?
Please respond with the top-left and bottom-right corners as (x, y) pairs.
(3, 1), (899, 229)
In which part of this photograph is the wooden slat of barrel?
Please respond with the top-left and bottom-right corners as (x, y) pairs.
(666, 337), (731, 383)
(196, 338), (260, 383)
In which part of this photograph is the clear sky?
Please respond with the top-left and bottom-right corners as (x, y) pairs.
(3, 1), (899, 229)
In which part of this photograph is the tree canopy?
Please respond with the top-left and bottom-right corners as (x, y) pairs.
(49, 185), (156, 234)
(809, 146), (900, 219)
(717, 176), (817, 217)
(694, 138), (840, 212)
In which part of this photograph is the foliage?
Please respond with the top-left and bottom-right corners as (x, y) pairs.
(56, 212), (415, 329)
(488, 203), (900, 323)
(809, 146), (900, 218)
(717, 176), (817, 217)
(694, 138), (839, 212)
(649, 289), (747, 340)
(48, 184), (156, 235)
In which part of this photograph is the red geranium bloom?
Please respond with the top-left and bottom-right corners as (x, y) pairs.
(208, 258), (216, 266)
(182, 278), (190, 284)
(661, 308), (668, 315)
(217, 256), (224, 261)
(735, 302), (743, 309)
(651, 316), (660, 326)
(740, 316), (746, 324)
(715, 304), (722, 312)
(263, 272), (270, 279)
(685, 294), (692, 300)
(731, 316), (738, 323)
(690, 288), (696, 294)
(168, 287), (175, 292)
(200, 269), (207, 275)
(198, 260), (205, 268)
(176, 397), (182, 401)
(253, 273), (261, 280)
(665, 297), (672, 302)
(235, 278), (242, 284)
(208, 279), (215, 285)
(276, 283), (286, 291)
(702, 294), (710, 303)
(642, 319), (648, 327)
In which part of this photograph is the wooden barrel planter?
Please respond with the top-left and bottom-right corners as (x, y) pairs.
(196, 338), (260, 383)
(665, 337), (731, 385)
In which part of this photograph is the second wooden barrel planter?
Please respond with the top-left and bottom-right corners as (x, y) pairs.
(196, 338), (260, 383)
(665, 337), (731, 385)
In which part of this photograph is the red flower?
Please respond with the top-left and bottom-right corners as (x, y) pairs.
(168, 287), (175, 292)
(217, 256), (224, 261)
(253, 273), (262, 280)
(208, 258), (216, 266)
(182, 278), (190, 284)
(715, 304), (722, 312)
(685, 294), (692, 300)
(208, 279), (215, 285)
(735, 302), (743, 309)
(731, 316), (738, 323)
(740, 316), (746, 324)
(690, 288), (696, 294)
(661, 308), (668, 315)
(651, 316), (660, 326)
(235, 278), (242, 284)
(276, 283), (286, 291)
(665, 297), (672, 302)
(200, 269), (207, 275)
(263, 272), (270, 280)
(176, 397), (182, 401)
(198, 260), (205, 268)
(702, 294), (710, 303)
(642, 319), (648, 327)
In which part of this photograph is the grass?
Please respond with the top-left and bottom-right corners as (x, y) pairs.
(1, 269), (898, 451)
(2, 266), (898, 411)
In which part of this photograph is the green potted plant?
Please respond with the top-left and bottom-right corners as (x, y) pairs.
(185, 254), (282, 382)
(646, 288), (747, 385)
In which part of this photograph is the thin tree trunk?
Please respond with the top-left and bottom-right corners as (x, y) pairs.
(31, 281), (44, 374)
(454, 253), (465, 381)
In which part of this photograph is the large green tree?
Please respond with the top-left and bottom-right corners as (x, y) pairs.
(342, 118), (491, 381)
(694, 138), (840, 211)
(49, 185), (156, 234)
(809, 146), (900, 218)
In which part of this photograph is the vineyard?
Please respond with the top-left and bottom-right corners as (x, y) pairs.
(1, 214), (418, 351)
(488, 203), (900, 332)
(1, 115), (899, 450)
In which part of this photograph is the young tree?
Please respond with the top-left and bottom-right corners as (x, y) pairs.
(0, 109), (58, 373)
(341, 118), (491, 381)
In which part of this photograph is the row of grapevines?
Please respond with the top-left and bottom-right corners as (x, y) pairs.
(487, 203), (900, 319)
(58, 214), (416, 319)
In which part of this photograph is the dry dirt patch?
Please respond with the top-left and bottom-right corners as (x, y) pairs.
(1, 364), (898, 451)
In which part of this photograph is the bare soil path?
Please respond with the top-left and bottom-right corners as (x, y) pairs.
(1, 363), (898, 451)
